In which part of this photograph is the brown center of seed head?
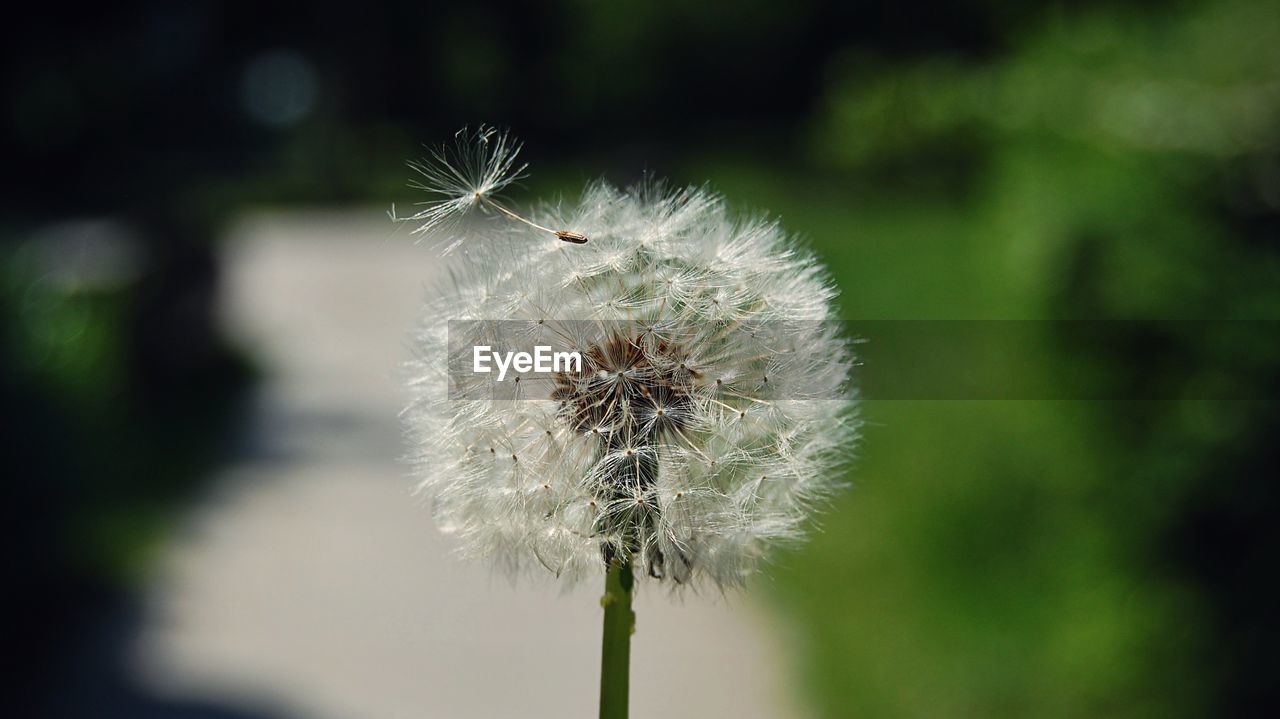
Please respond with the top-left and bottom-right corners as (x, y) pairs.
(551, 334), (698, 442)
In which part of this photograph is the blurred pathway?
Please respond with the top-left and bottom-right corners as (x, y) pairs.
(129, 210), (804, 719)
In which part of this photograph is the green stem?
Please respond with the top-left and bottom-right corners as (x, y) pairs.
(599, 559), (634, 719)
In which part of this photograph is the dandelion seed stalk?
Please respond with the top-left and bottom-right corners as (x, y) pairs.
(480, 195), (589, 243)
(599, 559), (634, 719)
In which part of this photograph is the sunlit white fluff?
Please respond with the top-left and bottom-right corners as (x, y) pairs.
(401, 134), (858, 590)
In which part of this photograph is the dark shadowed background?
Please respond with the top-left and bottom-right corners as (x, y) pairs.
(4, 1), (1279, 717)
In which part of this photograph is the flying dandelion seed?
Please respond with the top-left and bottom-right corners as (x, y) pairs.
(394, 125), (588, 253)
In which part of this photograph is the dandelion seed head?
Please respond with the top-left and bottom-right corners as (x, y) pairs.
(403, 133), (858, 591)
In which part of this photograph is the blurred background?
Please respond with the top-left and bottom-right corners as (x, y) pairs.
(4, 1), (1279, 717)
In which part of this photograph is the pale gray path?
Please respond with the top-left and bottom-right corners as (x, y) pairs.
(129, 210), (806, 719)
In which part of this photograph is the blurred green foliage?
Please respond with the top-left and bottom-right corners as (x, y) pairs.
(2, 243), (251, 583)
(692, 1), (1279, 716)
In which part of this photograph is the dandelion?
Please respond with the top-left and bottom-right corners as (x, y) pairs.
(399, 129), (858, 718)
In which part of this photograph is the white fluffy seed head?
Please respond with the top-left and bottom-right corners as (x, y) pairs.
(402, 135), (858, 591)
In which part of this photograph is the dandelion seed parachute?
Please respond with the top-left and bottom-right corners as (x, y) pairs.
(394, 125), (527, 253)
(401, 134), (858, 591)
